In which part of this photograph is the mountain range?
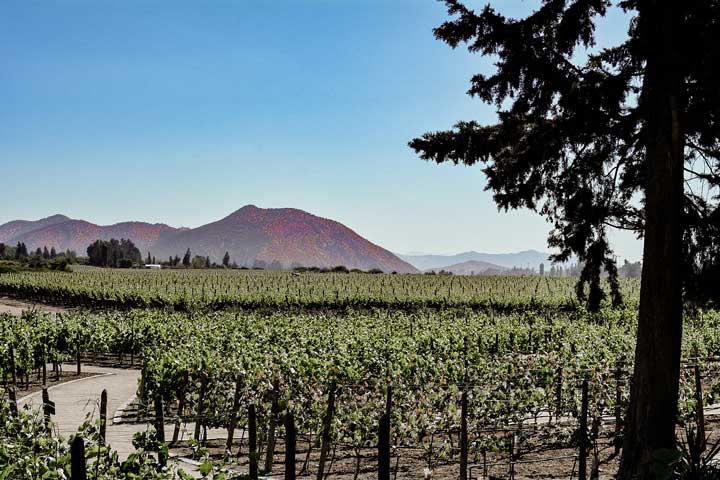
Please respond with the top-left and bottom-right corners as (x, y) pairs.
(0, 206), (418, 273)
(397, 250), (553, 271)
(424, 260), (507, 275)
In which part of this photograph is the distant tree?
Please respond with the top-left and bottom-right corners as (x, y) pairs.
(205, 256), (211, 268)
(86, 238), (141, 268)
(15, 242), (28, 259)
(269, 260), (283, 271)
(252, 259), (267, 269)
(538, 263), (545, 276)
(191, 255), (206, 269)
(222, 251), (231, 268)
(50, 247), (57, 259)
(146, 252), (152, 265)
(231, 261), (238, 269)
(0, 243), (5, 258)
(42, 246), (50, 259)
(620, 260), (642, 279)
(182, 249), (191, 267)
(152, 256), (156, 264)
(118, 258), (133, 269)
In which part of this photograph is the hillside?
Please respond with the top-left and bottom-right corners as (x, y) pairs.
(0, 206), (417, 273)
(0, 214), (71, 243)
(151, 205), (417, 272)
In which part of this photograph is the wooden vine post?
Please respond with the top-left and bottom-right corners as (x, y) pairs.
(9, 344), (17, 388)
(99, 389), (108, 445)
(155, 393), (167, 468)
(71, 436), (87, 480)
(285, 412), (296, 480)
(508, 433), (515, 480)
(194, 373), (208, 442)
(76, 331), (81, 375)
(317, 381), (337, 480)
(694, 348), (706, 454)
(226, 374), (243, 451)
(8, 387), (18, 417)
(614, 359), (624, 454)
(265, 387), (280, 473)
(249, 404), (259, 480)
(554, 366), (563, 423)
(42, 387), (55, 429)
(460, 336), (469, 480)
(42, 339), (47, 386)
(578, 379), (589, 480)
(172, 371), (189, 445)
(378, 384), (392, 480)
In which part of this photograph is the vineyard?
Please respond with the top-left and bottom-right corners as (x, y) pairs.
(0, 267), (642, 312)
(3, 279), (720, 479)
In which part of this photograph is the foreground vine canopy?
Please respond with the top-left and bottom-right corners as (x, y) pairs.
(0, 269), (717, 478)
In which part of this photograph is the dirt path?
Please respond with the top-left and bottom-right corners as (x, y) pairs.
(0, 296), (70, 316)
(17, 364), (229, 478)
(18, 365), (142, 460)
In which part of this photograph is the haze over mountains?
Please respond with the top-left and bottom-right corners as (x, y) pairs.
(397, 250), (553, 271)
(424, 260), (508, 275)
(0, 206), (417, 273)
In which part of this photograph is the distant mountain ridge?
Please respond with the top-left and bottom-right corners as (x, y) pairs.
(0, 206), (417, 273)
(425, 260), (507, 275)
(398, 250), (553, 271)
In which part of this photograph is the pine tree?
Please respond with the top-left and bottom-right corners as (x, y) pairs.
(182, 249), (191, 267)
(50, 247), (56, 259)
(205, 256), (210, 268)
(223, 251), (230, 268)
(146, 252), (152, 265)
(42, 246), (50, 259)
(410, 2), (720, 476)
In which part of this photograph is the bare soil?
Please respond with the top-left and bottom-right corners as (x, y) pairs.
(0, 296), (71, 316)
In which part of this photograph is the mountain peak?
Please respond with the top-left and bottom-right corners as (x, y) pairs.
(231, 204), (262, 214)
(43, 214), (71, 222)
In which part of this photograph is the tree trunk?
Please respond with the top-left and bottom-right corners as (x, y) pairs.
(619, 3), (685, 478)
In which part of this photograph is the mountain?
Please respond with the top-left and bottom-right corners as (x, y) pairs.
(151, 205), (417, 273)
(398, 250), (553, 271)
(0, 206), (417, 273)
(7, 220), (178, 255)
(425, 260), (507, 275)
(0, 214), (70, 243)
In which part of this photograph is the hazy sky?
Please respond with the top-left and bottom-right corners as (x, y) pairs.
(0, 1), (643, 261)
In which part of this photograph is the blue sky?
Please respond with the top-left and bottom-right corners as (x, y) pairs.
(0, 0), (642, 260)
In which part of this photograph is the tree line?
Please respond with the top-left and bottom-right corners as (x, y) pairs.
(0, 242), (78, 272)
